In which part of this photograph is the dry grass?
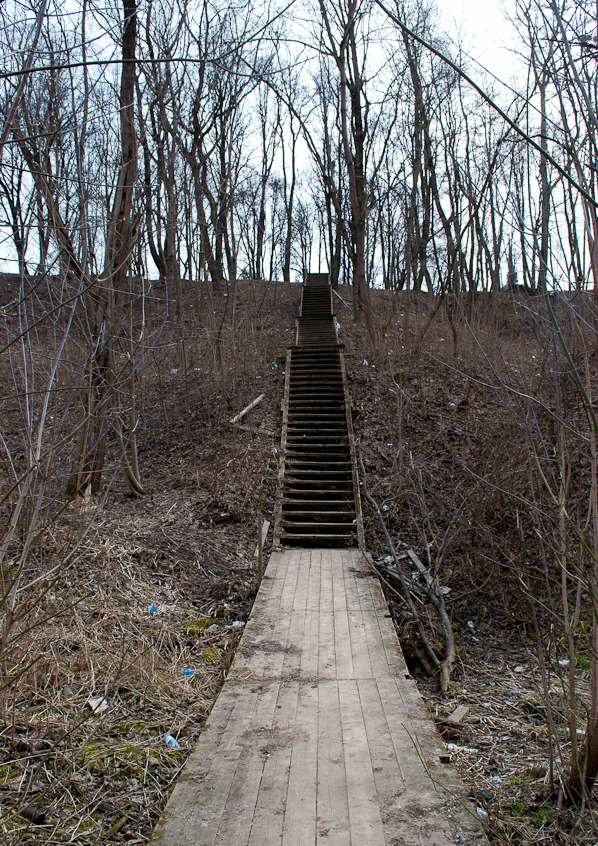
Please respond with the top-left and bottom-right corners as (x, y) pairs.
(342, 290), (598, 845)
(0, 280), (297, 843)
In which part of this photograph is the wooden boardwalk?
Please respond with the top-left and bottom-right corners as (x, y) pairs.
(155, 548), (485, 845)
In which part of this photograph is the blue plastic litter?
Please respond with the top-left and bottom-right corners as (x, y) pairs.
(163, 733), (181, 749)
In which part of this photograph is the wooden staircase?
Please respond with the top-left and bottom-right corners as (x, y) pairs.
(275, 277), (363, 548)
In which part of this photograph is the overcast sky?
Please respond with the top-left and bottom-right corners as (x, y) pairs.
(443, 0), (518, 81)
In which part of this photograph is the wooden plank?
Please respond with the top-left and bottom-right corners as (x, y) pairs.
(272, 350), (291, 545)
(155, 684), (263, 845)
(357, 677), (409, 842)
(342, 548), (386, 611)
(373, 607), (408, 676)
(333, 603), (353, 680)
(291, 547), (311, 611)
(214, 682), (281, 845)
(280, 548), (301, 611)
(156, 548), (487, 846)
(318, 594), (336, 678)
(331, 548), (347, 611)
(338, 679), (386, 844)
(280, 604), (306, 678)
(306, 548), (322, 609)
(341, 552), (370, 611)
(316, 681), (351, 844)
(230, 603), (294, 682)
(374, 677), (480, 844)
(319, 548), (333, 612)
(347, 610), (373, 679)
(443, 704), (470, 727)
(339, 352), (365, 548)
(254, 519), (271, 558)
(251, 550), (289, 615)
(360, 611), (389, 677)
(339, 549), (363, 607)
(248, 681), (300, 845)
(376, 676), (444, 790)
(281, 682), (318, 846)
(301, 608), (320, 679)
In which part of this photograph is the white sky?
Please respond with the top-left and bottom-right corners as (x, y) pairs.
(441, 0), (520, 85)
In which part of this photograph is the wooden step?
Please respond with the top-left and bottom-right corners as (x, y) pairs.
(282, 499), (354, 508)
(277, 288), (360, 547)
(278, 532), (355, 542)
(281, 510), (355, 518)
(285, 459), (351, 466)
(281, 522), (355, 532)
(283, 491), (355, 499)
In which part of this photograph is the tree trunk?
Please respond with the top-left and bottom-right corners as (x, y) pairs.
(67, 0), (139, 496)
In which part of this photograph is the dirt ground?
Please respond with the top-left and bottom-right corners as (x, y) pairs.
(341, 290), (597, 846)
(0, 281), (296, 843)
(1, 280), (596, 844)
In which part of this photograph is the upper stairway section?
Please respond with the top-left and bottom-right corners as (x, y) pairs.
(296, 278), (337, 346)
(276, 275), (363, 548)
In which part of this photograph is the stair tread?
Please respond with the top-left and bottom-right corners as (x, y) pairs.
(281, 509), (355, 515)
(280, 291), (359, 547)
(283, 493), (353, 498)
(279, 532), (355, 540)
(282, 522), (356, 529)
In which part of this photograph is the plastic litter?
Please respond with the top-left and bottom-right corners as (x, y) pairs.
(374, 554), (393, 565)
(86, 696), (109, 715)
(225, 620), (245, 630)
(474, 806), (488, 825)
(148, 604), (159, 616)
(181, 667), (196, 678)
(163, 734), (181, 749)
(447, 742), (477, 753)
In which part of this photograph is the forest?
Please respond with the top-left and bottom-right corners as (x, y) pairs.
(0, 0), (597, 843)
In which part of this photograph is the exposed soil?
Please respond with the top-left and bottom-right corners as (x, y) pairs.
(341, 290), (597, 845)
(0, 281), (296, 843)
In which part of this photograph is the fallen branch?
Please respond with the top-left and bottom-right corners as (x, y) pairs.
(229, 393), (264, 425)
(406, 549), (456, 692)
(358, 456), (443, 681)
(332, 288), (350, 308)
